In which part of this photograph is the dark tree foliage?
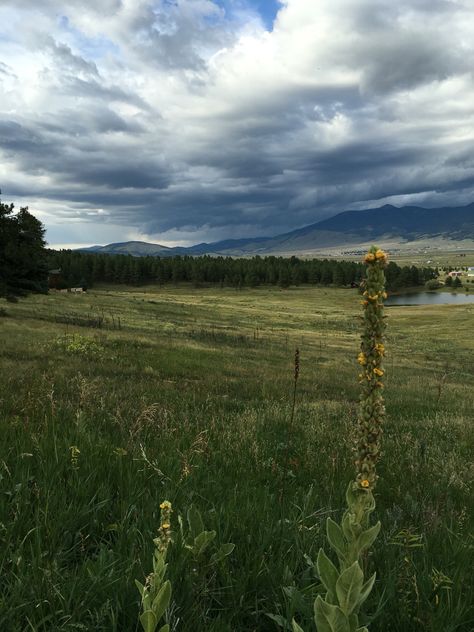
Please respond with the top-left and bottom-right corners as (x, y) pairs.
(47, 249), (437, 292)
(0, 198), (48, 299)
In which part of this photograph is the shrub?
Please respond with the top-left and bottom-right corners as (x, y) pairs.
(425, 279), (441, 290)
(53, 334), (104, 358)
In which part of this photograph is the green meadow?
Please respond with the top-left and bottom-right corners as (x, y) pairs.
(0, 286), (473, 631)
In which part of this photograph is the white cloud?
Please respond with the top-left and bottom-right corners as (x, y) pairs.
(1, 0), (474, 246)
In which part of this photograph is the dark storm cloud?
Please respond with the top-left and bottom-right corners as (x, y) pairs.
(1, 0), (474, 245)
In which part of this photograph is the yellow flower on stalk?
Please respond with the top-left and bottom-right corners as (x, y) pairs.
(382, 291), (388, 299)
(364, 253), (376, 263)
(161, 523), (170, 530)
(160, 501), (171, 510)
(375, 249), (387, 260)
(375, 343), (385, 354)
(368, 293), (379, 301)
(373, 367), (384, 376)
(357, 352), (367, 366)
(360, 479), (370, 488)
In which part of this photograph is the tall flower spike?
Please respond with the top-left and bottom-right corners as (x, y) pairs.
(294, 247), (388, 632)
(356, 246), (388, 490)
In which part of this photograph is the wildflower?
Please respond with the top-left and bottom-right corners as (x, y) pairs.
(69, 445), (80, 469)
(156, 500), (173, 554)
(356, 246), (387, 488)
(113, 447), (127, 457)
(315, 245), (387, 632)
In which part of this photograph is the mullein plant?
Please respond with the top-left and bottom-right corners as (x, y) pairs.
(293, 246), (388, 632)
(136, 501), (173, 632)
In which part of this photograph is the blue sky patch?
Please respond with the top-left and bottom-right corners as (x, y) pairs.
(214, 0), (281, 29)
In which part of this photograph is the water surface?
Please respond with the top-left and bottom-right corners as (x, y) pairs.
(386, 291), (474, 306)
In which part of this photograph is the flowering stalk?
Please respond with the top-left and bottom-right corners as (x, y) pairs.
(293, 247), (388, 632)
(356, 247), (388, 489)
(136, 501), (173, 632)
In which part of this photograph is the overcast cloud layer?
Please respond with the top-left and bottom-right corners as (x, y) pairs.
(1, 0), (474, 247)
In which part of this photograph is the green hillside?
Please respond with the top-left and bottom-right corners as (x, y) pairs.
(0, 286), (473, 631)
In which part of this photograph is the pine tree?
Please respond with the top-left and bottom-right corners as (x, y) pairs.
(0, 198), (48, 299)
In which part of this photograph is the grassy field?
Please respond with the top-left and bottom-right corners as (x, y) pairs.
(0, 285), (473, 631)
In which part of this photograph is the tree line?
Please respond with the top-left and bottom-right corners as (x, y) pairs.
(0, 196), (438, 297)
(48, 250), (437, 291)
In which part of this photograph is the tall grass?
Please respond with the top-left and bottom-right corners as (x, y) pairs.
(0, 284), (472, 630)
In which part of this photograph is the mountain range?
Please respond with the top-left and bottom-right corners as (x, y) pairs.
(78, 203), (474, 257)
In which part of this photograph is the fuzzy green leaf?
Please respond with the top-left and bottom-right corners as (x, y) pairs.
(359, 572), (376, 606)
(292, 619), (305, 632)
(140, 610), (157, 632)
(210, 542), (235, 564)
(187, 504), (205, 538)
(158, 626), (170, 632)
(356, 628), (369, 632)
(356, 522), (381, 553)
(341, 511), (356, 541)
(314, 596), (350, 632)
(265, 612), (291, 628)
(193, 530), (216, 556)
(345, 482), (358, 508)
(135, 579), (145, 598)
(317, 548), (339, 598)
(335, 561), (364, 616)
(151, 580), (171, 623)
(326, 518), (346, 560)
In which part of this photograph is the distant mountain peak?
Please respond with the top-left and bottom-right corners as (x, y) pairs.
(74, 202), (474, 257)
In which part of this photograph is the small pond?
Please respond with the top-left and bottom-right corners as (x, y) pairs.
(385, 291), (474, 306)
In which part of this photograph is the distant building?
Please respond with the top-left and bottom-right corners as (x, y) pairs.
(468, 267), (474, 277)
(48, 269), (62, 289)
(448, 271), (463, 277)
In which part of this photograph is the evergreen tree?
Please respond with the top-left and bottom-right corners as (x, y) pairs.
(0, 198), (48, 299)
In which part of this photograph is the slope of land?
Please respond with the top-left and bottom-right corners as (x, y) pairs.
(0, 286), (473, 631)
(76, 203), (474, 257)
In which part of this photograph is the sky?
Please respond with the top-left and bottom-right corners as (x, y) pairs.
(1, 0), (474, 248)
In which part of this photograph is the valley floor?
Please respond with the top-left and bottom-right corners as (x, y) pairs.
(0, 286), (473, 631)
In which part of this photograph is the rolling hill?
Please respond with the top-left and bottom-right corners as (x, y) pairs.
(77, 203), (474, 256)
